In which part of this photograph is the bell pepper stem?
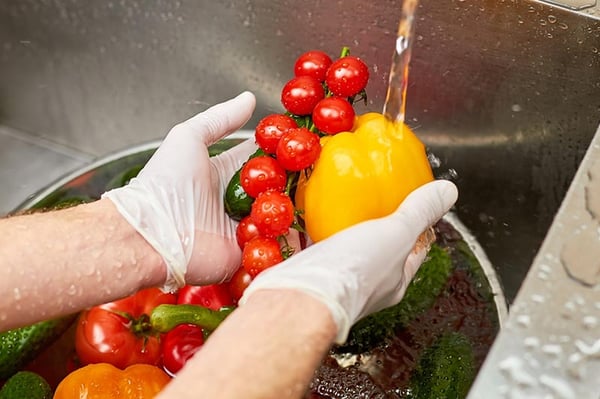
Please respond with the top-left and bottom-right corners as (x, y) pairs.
(150, 304), (234, 333)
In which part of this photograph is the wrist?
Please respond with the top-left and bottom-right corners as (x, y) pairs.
(95, 198), (168, 289)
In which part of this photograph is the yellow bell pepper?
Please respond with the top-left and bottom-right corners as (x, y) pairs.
(298, 112), (434, 242)
(53, 363), (170, 399)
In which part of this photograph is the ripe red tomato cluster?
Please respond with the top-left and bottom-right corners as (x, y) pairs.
(229, 47), (370, 301)
(75, 284), (235, 377)
(283, 48), (370, 135)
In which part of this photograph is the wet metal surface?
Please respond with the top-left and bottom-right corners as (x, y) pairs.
(468, 124), (600, 398)
(0, 125), (91, 214)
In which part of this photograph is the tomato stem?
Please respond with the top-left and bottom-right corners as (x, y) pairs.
(340, 46), (351, 58)
(284, 172), (298, 196)
(150, 304), (234, 333)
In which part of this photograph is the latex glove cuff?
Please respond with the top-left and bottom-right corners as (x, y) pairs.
(103, 179), (188, 292)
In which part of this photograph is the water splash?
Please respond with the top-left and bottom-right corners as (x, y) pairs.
(382, 0), (419, 126)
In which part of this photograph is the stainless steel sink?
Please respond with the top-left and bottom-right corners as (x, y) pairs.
(1, 0), (599, 396)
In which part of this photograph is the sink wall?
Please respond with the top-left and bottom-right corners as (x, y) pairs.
(1, 0), (599, 301)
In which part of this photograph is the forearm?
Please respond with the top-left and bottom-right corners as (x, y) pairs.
(159, 288), (337, 399)
(0, 198), (166, 331)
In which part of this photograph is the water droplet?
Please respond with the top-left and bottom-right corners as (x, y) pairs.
(541, 344), (562, 357)
(524, 336), (540, 349)
(427, 153), (441, 168)
(582, 315), (597, 329)
(498, 356), (537, 387)
(531, 294), (545, 303)
(567, 352), (585, 379)
(13, 288), (21, 300)
(574, 338), (600, 356)
(66, 284), (78, 296)
(516, 314), (531, 327)
(547, 15), (557, 24)
(539, 374), (575, 399)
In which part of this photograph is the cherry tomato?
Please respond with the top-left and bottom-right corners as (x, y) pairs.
(162, 323), (204, 376)
(228, 267), (253, 303)
(325, 56), (369, 97)
(294, 50), (332, 82)
(240, 156), (287, 198)
(75, 288), (177, 369)
(177, 283), (234, 310)
(281, 75), (325, 116)
(242, 236), (284, 277)
(276, 127), (321, 171)
(255, 114), (298, 154)
(250, 190), (295, 238)
(236, 215), (261, 249)
(312, 97), (356, 134)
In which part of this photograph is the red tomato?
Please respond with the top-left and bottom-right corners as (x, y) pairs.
(240, 156), (287, 198)
(228, 267), (253, 303)
(250, 191), (295, 238)
(236, 216), (261, 249)
(276, 127), (321, 171)
(242, 236), (284, 277)
(255, 114), (298, 154)
(325, 56), (369, 97)
(281, 76), (325, 116)
(162, 324), (204, 376)
(176, 283), (234, 310)
(312, 97), (356, 135)
(294, 50), (332, 82)
(75, 288), (177, 369)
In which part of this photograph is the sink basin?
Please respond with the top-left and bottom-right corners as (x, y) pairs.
(1, 0), (599, 396)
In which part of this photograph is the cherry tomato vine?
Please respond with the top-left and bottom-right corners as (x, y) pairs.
(225, 46), (371, 296)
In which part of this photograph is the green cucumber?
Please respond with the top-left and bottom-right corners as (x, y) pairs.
(51, 196), (94, 209)
(105, 164), (144, 191)
(409, 332), (476, 399)
(339, 244), (453, 352)
(223, 148), (265, 221)
(150, 304), (234, 333)
(0, 315), (76, 380)
(0, 371), (52, 399)
(224, 168), (254, 221)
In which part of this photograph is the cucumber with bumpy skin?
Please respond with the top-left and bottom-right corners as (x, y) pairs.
(0, 371), (52, 399)
(0, 315), (76, 380)
(408, 332), (476, 399)
(338, 244), (453, 352)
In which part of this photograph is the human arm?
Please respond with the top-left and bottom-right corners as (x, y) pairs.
(157, 179), (458, 399)
(0, 198), (165, 331)
(0, 92), (258, 332)
(158, 289), (336, 399)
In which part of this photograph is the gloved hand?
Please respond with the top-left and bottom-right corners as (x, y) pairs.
(103, 92), (258, 292)
(239, 179), (458, 343)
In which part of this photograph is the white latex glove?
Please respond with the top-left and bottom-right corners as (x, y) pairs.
(103, 92), (259, 292)
(239, 179), (458, 344)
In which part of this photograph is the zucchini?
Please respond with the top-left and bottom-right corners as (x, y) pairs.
(0, 315), (76, 380)
(338, 244), (453, 352)
(0, 371), (52, 399)
(409, 332), (476, 399)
